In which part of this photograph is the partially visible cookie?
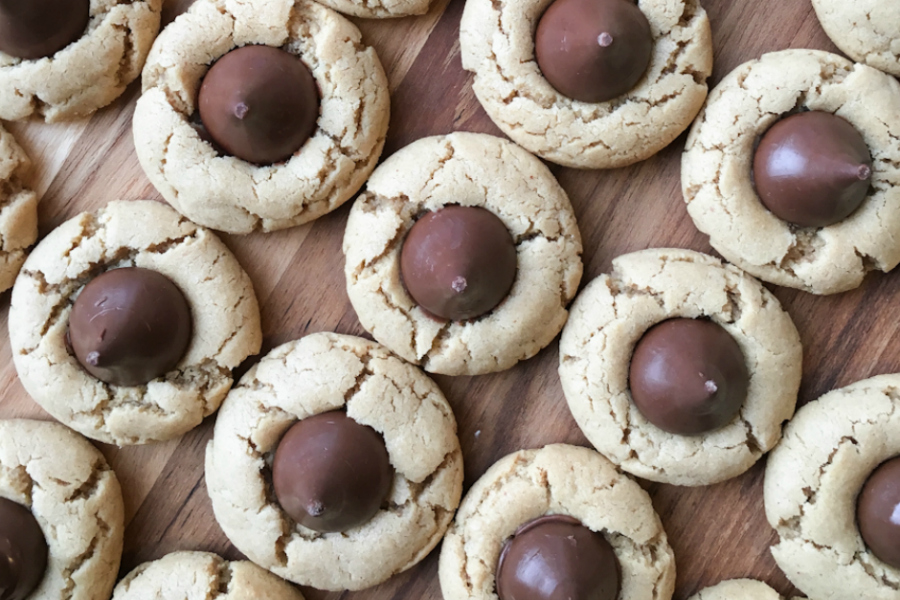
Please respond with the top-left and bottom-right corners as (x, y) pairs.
(0, 419), (125, 600)
(9, 200), (262, 446)
(439, 444), (675, 600)
(559, 248), (802, 486)
(316, 0), (431, 18)
(0, 0), (162, 122)
(112, 552), (303, 600)
(206, 332), (463, 591)
(0, 125), (38, 292)
(687, 579), (795, 600)
(812, 0), (900, 77)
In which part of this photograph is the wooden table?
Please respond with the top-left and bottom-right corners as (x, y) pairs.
(3, 0), (898, 598)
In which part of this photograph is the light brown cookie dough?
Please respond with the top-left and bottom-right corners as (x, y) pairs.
(812, 0), (900, 77)
(682, 49), (900, 295)
(0, 419), (125, 600)
(0, 125), (39, 293)
(438, 444), (675, 600)
(205, 332), (464, 591)
(133, 0), (390, 234)
(112, 552), (304, 600)
(9, 200), (262, 446)
(765, 374), (900, 600)
(343, 132), (583, 376)
(558, 248), (802, 486)
(687, 579), (794, 600)
(459, 0), (712, 169)
(0, 0), (162, 122)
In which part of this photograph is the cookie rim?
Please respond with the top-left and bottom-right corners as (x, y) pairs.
(810, 0), (900, 77)
(0, 124), (38, 293)
(686, 579), (786, 600)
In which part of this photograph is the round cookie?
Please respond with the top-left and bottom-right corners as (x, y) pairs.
(765, 373), (900, 600)
(812, 0), (900, 77)
(438, 444), (676, 600)
(133, 0), (390, 234)
(559, 248), (802, 486)
(315, 0), (432, 19)
(0, 125), (39, 293)
(205, 332), (464, 591)
(112, 552), (303, 600)
(459, 0), (713, 169)
(343, 132), (583, 376)
(0, 419), (125, 600)
(682, 49), (900, 295)
(9, 200), (262, 446)
(687, 579), (797, 600)
(0, 0), (162, 122)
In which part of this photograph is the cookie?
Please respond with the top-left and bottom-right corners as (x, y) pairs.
(205, 332), (464, 591)
(9, 200), (262, 446)
(0, 419), (125, 600)
(459, 0), (712, 169)
(438, 444), (675, 600)
(682, 49), (900, 295)
(559, 248), (802, 486)
(133, 0), (390, 234)
(343, 132), (583, 376)
(0, 125), (39, 293)
(765, 374), (900, 600)
(687, 579), (796, 600)
(112, 552), (304, 600)
(0, 0), (162, 122)
(812, 0), (900, 77)
(316, 0), (432, 19)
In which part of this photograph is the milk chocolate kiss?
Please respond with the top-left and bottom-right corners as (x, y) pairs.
(629, 318), (749, 436)
(857, 456), (900, 569)
(535, 0), (652, 103)
(753, 111), (873, 228)
(0, 0), (90, 60)
(67, 267), (193, 387)
(496, 515), (620, 600)
(198, 45), (319, 165)
(400, 206), (517, 322)
(0, 497), (48, 600)
(272, 411), (393, 533)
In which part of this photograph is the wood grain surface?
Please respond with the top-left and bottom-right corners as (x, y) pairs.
(2, 0), (898, 598)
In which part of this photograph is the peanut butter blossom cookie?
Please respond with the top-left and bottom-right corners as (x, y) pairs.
(765, 374), (900, 600)
(439, 444), (675, 600)
(682, 49), (900, 294)
(133, 0), (390, 234)
(9, 200), (262, 445)
(0, 0), (162, 122)
(559, 248), (802, 486)
(205, 333), (464, 591)
(687, 579), (801, 600)
(343, 132), (583, 376)
(112, 552), (304, 600)
(0, 125), (38, 294)
(459, 0), (713, 169)
(0, 419), (125, 600)
(812, 0), (900, 77)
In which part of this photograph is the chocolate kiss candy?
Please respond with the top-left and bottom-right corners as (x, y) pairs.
(858, 456), (900, 569)
(753, 111), (873, 228)
(0, 497), (49, 600)
(198, 45), (319, 165)
(0, 0), (90, 60)
(272, 411), (394, 533)
(629, 318), (749, 436)
(67, 267), (193, 387)
(535, 0), (652, 103)
(400, 205), (517, 322)
(496, 515), (620, 600)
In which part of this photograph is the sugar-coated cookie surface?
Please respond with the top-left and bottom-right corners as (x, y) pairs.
(0, 0), (162, 122)
(205, 332), (463, 591)
(317, 0), (432, 19)
(459, 0), (712, 169)
(765, 374), (900, 600)
(112, 552), (304, 600)
(682, 49), (900, 294)
(0, 419), (124, 600)
(439, 444), (675, 600)
(133, 0), (390, 234)
(559, 248), (802, 486)
(343, 132), (582, 376)
(9, 200), (262, 446)
(0, 125), (38, 293)
(812, 0), (900, 77)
